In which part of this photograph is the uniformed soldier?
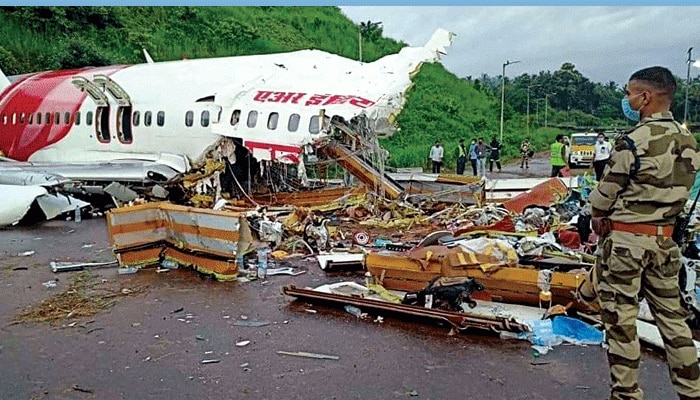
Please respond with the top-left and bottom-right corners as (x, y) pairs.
(581, 66), (700, 399)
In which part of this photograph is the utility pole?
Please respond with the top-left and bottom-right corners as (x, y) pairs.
(685, 47), (694, 126)
(359, 27), (363, 63)
(500, 60), (520, 142)
(545, 92), (556, 128)
(526, 84), (539, 137)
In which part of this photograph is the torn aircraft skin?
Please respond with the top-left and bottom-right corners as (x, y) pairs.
(0, 29), (453, 226)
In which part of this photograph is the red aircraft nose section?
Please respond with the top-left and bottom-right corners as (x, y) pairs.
(0, 65), (127, 161)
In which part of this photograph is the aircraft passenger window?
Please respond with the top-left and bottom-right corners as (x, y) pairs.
(75, 112), (80, 125)
(144, 111), (152, 127)
(11, 113), (16, 124)
(45, 112), (51, 125)
(247, 111), (258, 128)
(1, 114), (6, 125)
(288, 114), (300, 132)
(201, 110), (210, 127)
(309, 116), (320, 134)
(28, 113), (33, 124)
(54, 112), (60, 125)
(185, 111), (193, 127)
(64, 112), (70, 124)
(36, 113), (41, 124)
(133, 111), (140, 127)
(86, 111), (93, 126)
(20, 113), (25, 124)
(267, 112), (279, 130)
(230, 109), (241, 126)
(157, 111), (165, 127)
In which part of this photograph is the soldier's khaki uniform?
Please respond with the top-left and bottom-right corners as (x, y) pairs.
(586, 111), (700, 400)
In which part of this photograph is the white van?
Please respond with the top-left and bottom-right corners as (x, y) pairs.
(568, 132), (599, 168)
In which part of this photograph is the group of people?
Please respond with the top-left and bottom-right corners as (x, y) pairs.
(430, 137), (503, 176)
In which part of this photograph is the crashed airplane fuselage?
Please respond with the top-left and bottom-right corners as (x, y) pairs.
(0, 29), (454, 226)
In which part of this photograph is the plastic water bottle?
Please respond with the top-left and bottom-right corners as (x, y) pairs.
(74, 204), (81, 223)
(257, 248), (268, 279)
(344, 305), (363, 318)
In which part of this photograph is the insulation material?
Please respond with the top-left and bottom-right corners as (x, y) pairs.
(106, 202), (246, 281)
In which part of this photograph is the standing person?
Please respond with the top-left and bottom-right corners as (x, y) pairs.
(429, 140), (444, 174)
(520, 138), (532, 169)
(549, 134), (567, 177)
(488, 137), (503, 173)
(592, 132), (612, 181)
(562, 135), (571, 166)
(468, 138), (478, 176)
(476, 137), (487, 177)
(455, 139), (467, 175)
(581, 66), (700, 400)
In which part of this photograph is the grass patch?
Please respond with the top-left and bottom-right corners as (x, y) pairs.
(14, 271), (141, 324)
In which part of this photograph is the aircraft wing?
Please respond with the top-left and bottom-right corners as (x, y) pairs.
(0, 154), (189, 227)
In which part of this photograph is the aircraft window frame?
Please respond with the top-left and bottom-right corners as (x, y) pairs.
(54, 112), (60, 125)
(64, 112), (71, 125)
(267, 112), (279, 130)
(28, 113), (33, 125)
(133, 111), (140, 127)
(288, 114), (300, 132)
(45, 112), (51, 125)
(75, 111), (80, 126)
(247, 111), (258, 128)
(19, 113), (25, 124)
(309, 115), (320, 134)
(1, 114), (6, 125)
(230, 109), (241, 126)
(201, 110), (210, 127)
(185, 111), (194, 127)
(144, 111), (152, 127)
(36, 113), (41, 124)
(86, 111), (93, 126)
(157, 111), (165, 127)
(11, 113), (16, 124)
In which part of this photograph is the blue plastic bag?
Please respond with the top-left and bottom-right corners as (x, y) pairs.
(529, 319), (563, 347)
(552, 316), (603, 345)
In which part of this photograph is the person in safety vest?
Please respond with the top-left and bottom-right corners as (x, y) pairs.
(549, 134), (567, 177)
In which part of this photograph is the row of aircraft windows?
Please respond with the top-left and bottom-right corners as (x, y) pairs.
(0, 110), (167, 127)
(2, 109), (323, 134)
(182, 109), (321, 134)
(197, 109), (321, 134)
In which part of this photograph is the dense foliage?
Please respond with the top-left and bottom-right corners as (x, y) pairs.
(1, 6), (696, 170)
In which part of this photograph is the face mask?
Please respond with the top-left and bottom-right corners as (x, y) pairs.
(621, 97), (640, 122)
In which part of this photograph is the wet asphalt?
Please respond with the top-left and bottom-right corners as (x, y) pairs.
(0, 156), (681, 400)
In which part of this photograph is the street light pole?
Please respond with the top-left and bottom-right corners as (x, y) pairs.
(526, 84), (539, 137)
(500, 60), (520, 142)
(685, 47), (694, 126)
(545, 92), (556, 128)
(359, 27), (363, 63)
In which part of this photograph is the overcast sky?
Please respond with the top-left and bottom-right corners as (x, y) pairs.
(340, 6), (700, 86)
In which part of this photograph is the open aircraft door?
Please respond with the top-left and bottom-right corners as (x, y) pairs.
(94, 74), (133, 144)
(71, 76), (111, 143)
